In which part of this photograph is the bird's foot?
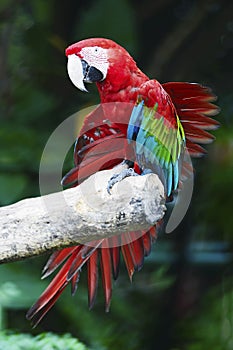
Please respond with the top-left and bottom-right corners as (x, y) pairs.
(107, 167), (139, 194)
(141, 168), (153, 175)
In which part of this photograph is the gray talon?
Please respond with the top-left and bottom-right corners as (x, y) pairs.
(107, 168), (139, 194)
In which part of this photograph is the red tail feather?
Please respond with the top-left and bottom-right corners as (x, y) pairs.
(26, 247), (80, 324)
(126, 233), (145, 271)
(42, 247), (76, 279)
(87, 250), (99, 309)
(109, 236), (121, 280)
(121, 243), (135, 281)
(29, 283), (68, 328)
(71, 271), (80, 296)
(148, 226), (158, 242)
(100, 247), (112, 312)
(141, 231), (152, 257)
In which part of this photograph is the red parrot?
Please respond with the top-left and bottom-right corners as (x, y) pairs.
(26, 38), (219, 326)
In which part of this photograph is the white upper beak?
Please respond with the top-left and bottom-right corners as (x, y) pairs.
(67, 54), (88, 92)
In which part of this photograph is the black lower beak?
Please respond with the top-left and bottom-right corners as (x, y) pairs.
(81, 59), (104, 83)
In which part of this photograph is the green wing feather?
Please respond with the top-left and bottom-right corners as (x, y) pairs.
(127, 100), (185, 195)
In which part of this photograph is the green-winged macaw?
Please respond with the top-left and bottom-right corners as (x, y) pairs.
(27, 38), (219, 326)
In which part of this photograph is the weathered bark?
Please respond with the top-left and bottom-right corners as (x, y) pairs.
(0, 167), (166, 264)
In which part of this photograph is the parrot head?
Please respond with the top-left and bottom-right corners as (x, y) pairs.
(65, 38), (143, 95)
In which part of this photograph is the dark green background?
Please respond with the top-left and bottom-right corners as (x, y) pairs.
(0, 1), (233, 349)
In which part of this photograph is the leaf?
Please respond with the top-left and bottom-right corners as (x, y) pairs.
(0, 332), (88, 350)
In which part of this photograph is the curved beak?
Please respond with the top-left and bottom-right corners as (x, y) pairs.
(67, 54), (104, 92)
(67, 54), (88, 92)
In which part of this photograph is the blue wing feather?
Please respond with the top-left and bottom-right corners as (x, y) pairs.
(127, 99), (184, 196)
(127, 101), (144, 142)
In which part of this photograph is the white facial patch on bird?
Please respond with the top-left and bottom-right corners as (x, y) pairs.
(67, 54), (88, 92)
(80, 46), (109, 80)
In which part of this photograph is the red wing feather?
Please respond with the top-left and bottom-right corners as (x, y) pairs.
(163, 82), (220, 157)
(162, 82), (217, 100)
(185, 141), (207, 158)
(181, 124), (215, 143)
(62, 128), (131, 186)
(62, 149), (125, 186)
(180, 114), (219, 130)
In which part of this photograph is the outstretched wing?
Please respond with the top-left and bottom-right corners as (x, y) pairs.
(162, 82), (220, 157)
(62, 103), (134, 187)
(127, 81), (185, 196)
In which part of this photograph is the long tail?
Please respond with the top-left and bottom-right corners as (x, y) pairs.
(26, 229), (157, 327)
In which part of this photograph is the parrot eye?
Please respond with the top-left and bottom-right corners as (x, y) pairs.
(79, 46), (109, 81)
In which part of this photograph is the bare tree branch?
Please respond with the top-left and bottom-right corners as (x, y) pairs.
(0, 167), (166, 264)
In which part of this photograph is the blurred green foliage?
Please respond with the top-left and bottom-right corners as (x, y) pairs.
(0, 332), (88, 350)
(0, 0), (233, 350)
